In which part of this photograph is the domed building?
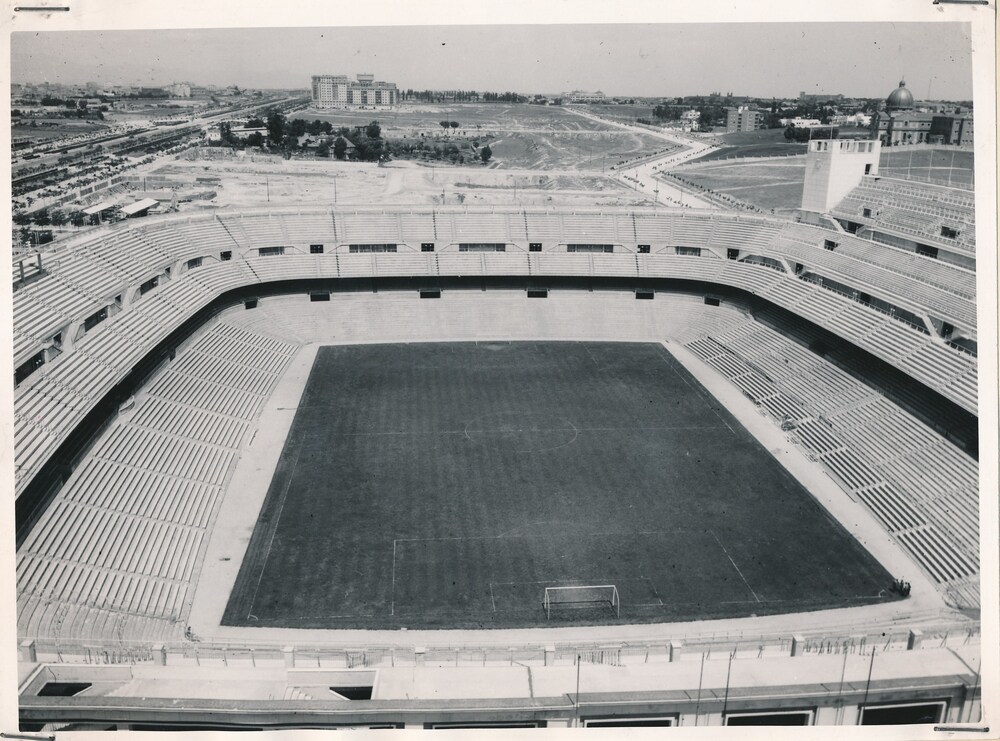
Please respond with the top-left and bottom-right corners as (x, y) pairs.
(871, 78), (973, 147)
(886, 80), (915, 111)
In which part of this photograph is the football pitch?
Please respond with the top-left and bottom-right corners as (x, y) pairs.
(222, 342), (899, 630)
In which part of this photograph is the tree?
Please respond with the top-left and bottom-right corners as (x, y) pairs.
(440, 120), (450, 132)
(316, 141), (331, 158)
(365, 120), (381, 139)
(247, 117), (265, 128)
(70, 211), (87, 227)
(266, 110), (286, 146)
(246, 131), (264, 148)
(480, 144), (492, 164)
(450, 121), (459, 131)
(49, 209), (68, 227)
(334, 136), (348, 160)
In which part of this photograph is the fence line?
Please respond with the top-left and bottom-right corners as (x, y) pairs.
(21, 618), (979, 667)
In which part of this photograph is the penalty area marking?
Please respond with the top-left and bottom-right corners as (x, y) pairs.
(711, 530), (761, 603)
(245, 446), (302, 620)
(391, 539), (397, 616)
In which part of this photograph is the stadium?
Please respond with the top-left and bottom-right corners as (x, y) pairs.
(12, 161), (985, 727)
(6, 22), (989, 725)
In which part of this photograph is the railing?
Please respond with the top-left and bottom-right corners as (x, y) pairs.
(800, 276), (932, 336)
(21, 618), (979, 667)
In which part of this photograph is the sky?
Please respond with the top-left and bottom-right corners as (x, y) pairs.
(10, 23), (975, 100)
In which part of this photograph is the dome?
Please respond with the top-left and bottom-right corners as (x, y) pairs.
(886, 80), (914, 111)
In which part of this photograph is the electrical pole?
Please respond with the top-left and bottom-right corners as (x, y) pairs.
(575, 655), (582, 726)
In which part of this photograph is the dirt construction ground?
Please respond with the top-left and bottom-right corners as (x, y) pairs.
(151, 156), (656, 210)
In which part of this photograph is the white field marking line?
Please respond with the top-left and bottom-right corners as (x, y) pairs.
(657, 342), (736, 435)
(335, 424), (727, 439)
(515, 420), (579, 454)
(711, 530), (761, 604)
(390, 539), (397, 616)
(262, 614), (358, 621)
(490, 583), (497, 612)
(245, 446), (302, 620)
(491, 579), (631, 586)
(395, 532), (686, 544)
(649, 581), (665, 606)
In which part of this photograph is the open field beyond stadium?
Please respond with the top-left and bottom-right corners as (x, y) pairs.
(222, 341), (899, 630)
(879, 148), (975, 188)
(293, 103), (674, 170)
(674, 160), (806, 214)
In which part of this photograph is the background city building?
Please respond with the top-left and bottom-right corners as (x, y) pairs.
(725, 105), (765, 132)
(311, 73), (399, 109)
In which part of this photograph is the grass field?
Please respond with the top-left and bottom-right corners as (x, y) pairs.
(687, 128), (806, 163)
(222, 342), (899, 630)
(293, 104), (671, 171)
(674, 160), (806, 215)
(879, 147), (974, 188)
(295, 104), (612, 133)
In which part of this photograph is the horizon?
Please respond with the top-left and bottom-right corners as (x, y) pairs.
(10, 22), (974, 101)
(10, 80), (977, 105)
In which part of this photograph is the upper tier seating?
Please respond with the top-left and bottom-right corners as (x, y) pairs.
(13, 209), (980, 499)
(831, 177), (976, 254)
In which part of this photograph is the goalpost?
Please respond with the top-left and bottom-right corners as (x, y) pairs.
(543, 585), (620, 619)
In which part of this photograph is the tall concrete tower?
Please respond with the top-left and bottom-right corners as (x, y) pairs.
(800, 138), (881, 213)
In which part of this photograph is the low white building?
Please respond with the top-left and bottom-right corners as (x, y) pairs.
(564, 90), (609, 104)
(780, 117), (823, 128)
(830, 113), (872, 127)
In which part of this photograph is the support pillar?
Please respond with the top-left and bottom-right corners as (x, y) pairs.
(791, 635), (806, 657)
(544, 646), (555, 666)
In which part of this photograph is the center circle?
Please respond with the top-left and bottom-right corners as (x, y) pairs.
(464, 411), (578, 453)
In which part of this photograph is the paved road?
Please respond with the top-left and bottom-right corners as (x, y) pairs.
(564, 108), (719, 209)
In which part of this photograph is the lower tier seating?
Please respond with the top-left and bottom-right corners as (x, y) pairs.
(16, 323), (297, 641)
(686, 320), (979, 609)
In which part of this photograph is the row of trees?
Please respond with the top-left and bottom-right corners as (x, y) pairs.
(14, 207), (86, 228)
(214, 110), (381, 161)
(402, 89), (526, 103)
(218, 109), (496, 165)
(784, 125), (839, 142)
(646, 96), (883, 131)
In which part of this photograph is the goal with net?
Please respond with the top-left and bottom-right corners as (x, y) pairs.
(543, 585), (620, 619)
